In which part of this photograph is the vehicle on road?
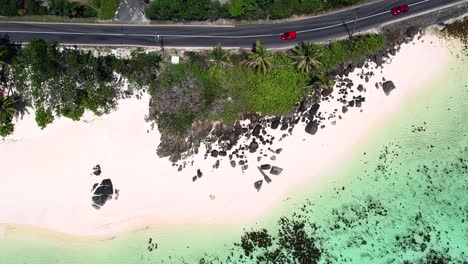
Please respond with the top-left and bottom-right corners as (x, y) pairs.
(144, 0), (150, 4)
(391, 4), (409, 15)
(281, 31), (297, 40)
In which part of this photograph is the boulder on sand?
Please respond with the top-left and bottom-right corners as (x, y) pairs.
(249, 141), (259, 151)
(271, 118), (280, 129)
(211, 150), (218, 157)
(252, 125), (261, 137)
(269, 166), (283, 176)
(321, 88), (333, 97)
(254, 180), (263, 192)
(260, 164), (271, 170)
(305, 120), (319, 135)
(382, 81), (396, 96)
(308, 103), (320, 117)
(298, 101), (309, 112)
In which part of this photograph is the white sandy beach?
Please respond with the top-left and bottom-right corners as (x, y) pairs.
(0, 33), (453, 238)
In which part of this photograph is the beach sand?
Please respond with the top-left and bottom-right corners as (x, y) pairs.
(0, 32), (452, 239)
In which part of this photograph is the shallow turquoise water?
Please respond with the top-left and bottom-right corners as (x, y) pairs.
(1, 47), (467, 263)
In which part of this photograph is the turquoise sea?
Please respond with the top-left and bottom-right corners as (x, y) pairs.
(1, 44), (467, 263)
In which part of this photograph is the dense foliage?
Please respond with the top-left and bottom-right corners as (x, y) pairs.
(11, 39), (120, 126)
(145, 0), (363, 21)
(0, 34), (386, 137)
(0, 0), (121, 19)
(320, 34), (386, 72)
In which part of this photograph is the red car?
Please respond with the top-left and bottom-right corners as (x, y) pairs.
(391, 4), (409, 15)
(281, 31), (297, 41)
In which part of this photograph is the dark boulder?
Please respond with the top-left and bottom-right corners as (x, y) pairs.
(309, 103), (320, 117)
(101, 179), (113, 188)
(382, 81), (396, 96)
(197, 169), (203, 178)
(211, 150), (219, 158)
(271, 118), (280, 129)
(275, 148), (283, 154)
(357, 84), (364, 92)
(213, 160), (220, 169)
(218, 151), (227, 157)
(342, 106), (348, 114)
(92, 195), (110, 207)
(374, 54), (383, 67)
(254, 180), (263, 192)
(249, 141), (259, 151)
(298, 101), (309, 112)
(321, 88), (333, 97)
(230, 160), (236, 168)
(252, 125), (261, 137)
(94, 185), (113, 196)
(280, 123), (288, 131)
(260, 164), (271, 170)
(348, 100), (355, 107)
(92, 164), (101, 176)
(269, 166), (283, 176)
(305, 120), (319, 135)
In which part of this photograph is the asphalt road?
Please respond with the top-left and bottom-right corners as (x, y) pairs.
(0, 0), (466, 48)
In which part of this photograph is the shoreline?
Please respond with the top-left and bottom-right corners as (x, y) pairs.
(0, 32), (457, 241)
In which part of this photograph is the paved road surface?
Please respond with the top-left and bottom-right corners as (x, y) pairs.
(0, 0), (466, 48)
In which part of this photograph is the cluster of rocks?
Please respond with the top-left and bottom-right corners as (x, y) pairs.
(155, 25), (446, 190)
(254, 165), (283, 191)
(173, 49), (401, 188)
(90, 164), (119, 209)
(147, 237), (158, 252)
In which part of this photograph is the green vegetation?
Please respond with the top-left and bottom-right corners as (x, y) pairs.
(320, 34), (386, 72)
(0, 0), (120, 19)
(291, 41), (323, 74)
(11, 39), (120, 126)
(89, 0), (120, 20)
(151, 34), (386, 135)
(0, 38), (161, 136)
(243, 40), (273, 76)
(0, 34), (386, 137)
(208, 42), (232, 76)
(145, 0), (364, 21)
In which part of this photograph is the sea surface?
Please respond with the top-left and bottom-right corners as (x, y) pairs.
(1, 45), (467, 264)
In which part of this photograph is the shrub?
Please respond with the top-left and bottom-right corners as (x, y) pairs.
(0, 120), (14, 137)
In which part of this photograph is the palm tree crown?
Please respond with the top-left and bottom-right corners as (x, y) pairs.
(0, 94), (18, 123)
(208, 42), (232, 76)
(292, 42), (323, 74)
(244, 40), (273, 76)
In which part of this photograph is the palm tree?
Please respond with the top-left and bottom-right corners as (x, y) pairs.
(208, 42), (232, 76)
(0, 48), (7, 66)
(0, 94), (18, 124)
(291, 42), (323, 74)
(244, 40), (273, 76)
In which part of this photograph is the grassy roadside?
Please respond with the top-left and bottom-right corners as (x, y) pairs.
(89, 0), (121, 20)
